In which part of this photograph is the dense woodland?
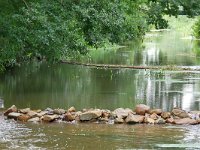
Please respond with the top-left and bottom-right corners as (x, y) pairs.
(0, 0), (200, 72)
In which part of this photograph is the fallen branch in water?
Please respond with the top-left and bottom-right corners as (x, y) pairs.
(61, 61), (200, 71)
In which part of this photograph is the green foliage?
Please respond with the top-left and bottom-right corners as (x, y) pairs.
(0, 0), (146, 71)
(193, 17), (200, 39)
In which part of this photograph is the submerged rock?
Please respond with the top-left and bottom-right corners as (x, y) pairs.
(4, 105), (17, 116)
(80, 109), (102, 121)
(135, 104), (150, 115)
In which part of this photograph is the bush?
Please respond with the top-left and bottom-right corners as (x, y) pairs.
(193, 17), (200, 39)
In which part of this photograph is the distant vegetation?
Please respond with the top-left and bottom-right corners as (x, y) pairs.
(0, 0), (200, 72)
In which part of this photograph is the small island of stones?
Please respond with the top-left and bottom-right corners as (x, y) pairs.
(3, 104), (200, 125)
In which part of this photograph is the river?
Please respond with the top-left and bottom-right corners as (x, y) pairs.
(0, 30), (200, 149)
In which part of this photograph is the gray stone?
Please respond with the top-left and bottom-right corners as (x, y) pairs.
(155, 117), (166, 124)
(125, 113), (144, 124)
(80, 109), (102, 121)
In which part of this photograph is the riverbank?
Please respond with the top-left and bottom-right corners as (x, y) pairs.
(3, 104), (200, 125)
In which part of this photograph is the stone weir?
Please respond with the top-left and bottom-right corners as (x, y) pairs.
(3, 104), (200, 125)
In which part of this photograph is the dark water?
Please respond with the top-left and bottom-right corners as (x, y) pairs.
(1, 31), (200, 149)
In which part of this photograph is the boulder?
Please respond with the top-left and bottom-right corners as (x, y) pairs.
(42, 115), (59, 122)
(146, 117), (155, 124)
(113, 108), (133, 119)
(148, 109), (162, 115)
(36, 111), (48, 117)
(28, 117), (40, 123)
(7, 112), (21, 120)
(135, 104), (150, 115)
(150, 113), (159, 120)
(174, 118), (198, 125)
(17, 114), (31, 122)
(4, 105), (17, 116)
(161, 112), (171, 119)
(45, 108), (54, 115)
(171, 108), (189, 118)
(53, 109), (65, 115)
(27, 111), (37, 118)
(166, 118), (175, 124)
(68, 106), (76, 112)
(102, 109), (111, 118)
(125, 113), (144, 124)
(155, 117), (166, 124)
(19, 108), (31, 114)
(114, 117), (124, 124)
(80, 109), (102, 121)
(64, 112), (75, 121)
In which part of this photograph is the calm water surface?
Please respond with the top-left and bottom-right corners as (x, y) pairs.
(1, 31), (200, 149)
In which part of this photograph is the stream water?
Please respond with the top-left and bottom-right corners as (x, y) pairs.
(1, 31), (200, 149)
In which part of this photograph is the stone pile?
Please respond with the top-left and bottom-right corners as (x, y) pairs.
(3, 104), (200, 125)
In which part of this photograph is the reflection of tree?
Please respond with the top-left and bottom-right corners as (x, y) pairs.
(135, 70), (200, 111)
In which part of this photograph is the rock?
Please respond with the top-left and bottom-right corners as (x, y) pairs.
(64, 112), (75, 121)
(135, 104), (150, 115)
(150, 113), (159, 120)
(28, 117), (40, 123)
(161, 112), (171, 119)
(171, 108), (189, 118)
(155, 117), (166, 124)
(19, 108), (31, 114)
(125, 113), (144, 124)
(27, 111), (37, 118)
(148, 109), (162, 115)
(53, 109), (65, 115)
(80, 109), (102, 121)
(74, 111), (82, 121)
(114, 117), (124, 124)
(4, 105), (17, 116)
(68, 106), (76, 112)
(17, 114), (31, 122)
(102, 109), (111, 118)
(174, 118), (198, 125)
(146, 117), (155, 124)
(36, 111), (48, 117)
(7, 112), (21, 120)
(42, 115), (59, 122)
(166, 118), (175, 124)
(113, 108), (133, 119)
(45, 108), (54, 115)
